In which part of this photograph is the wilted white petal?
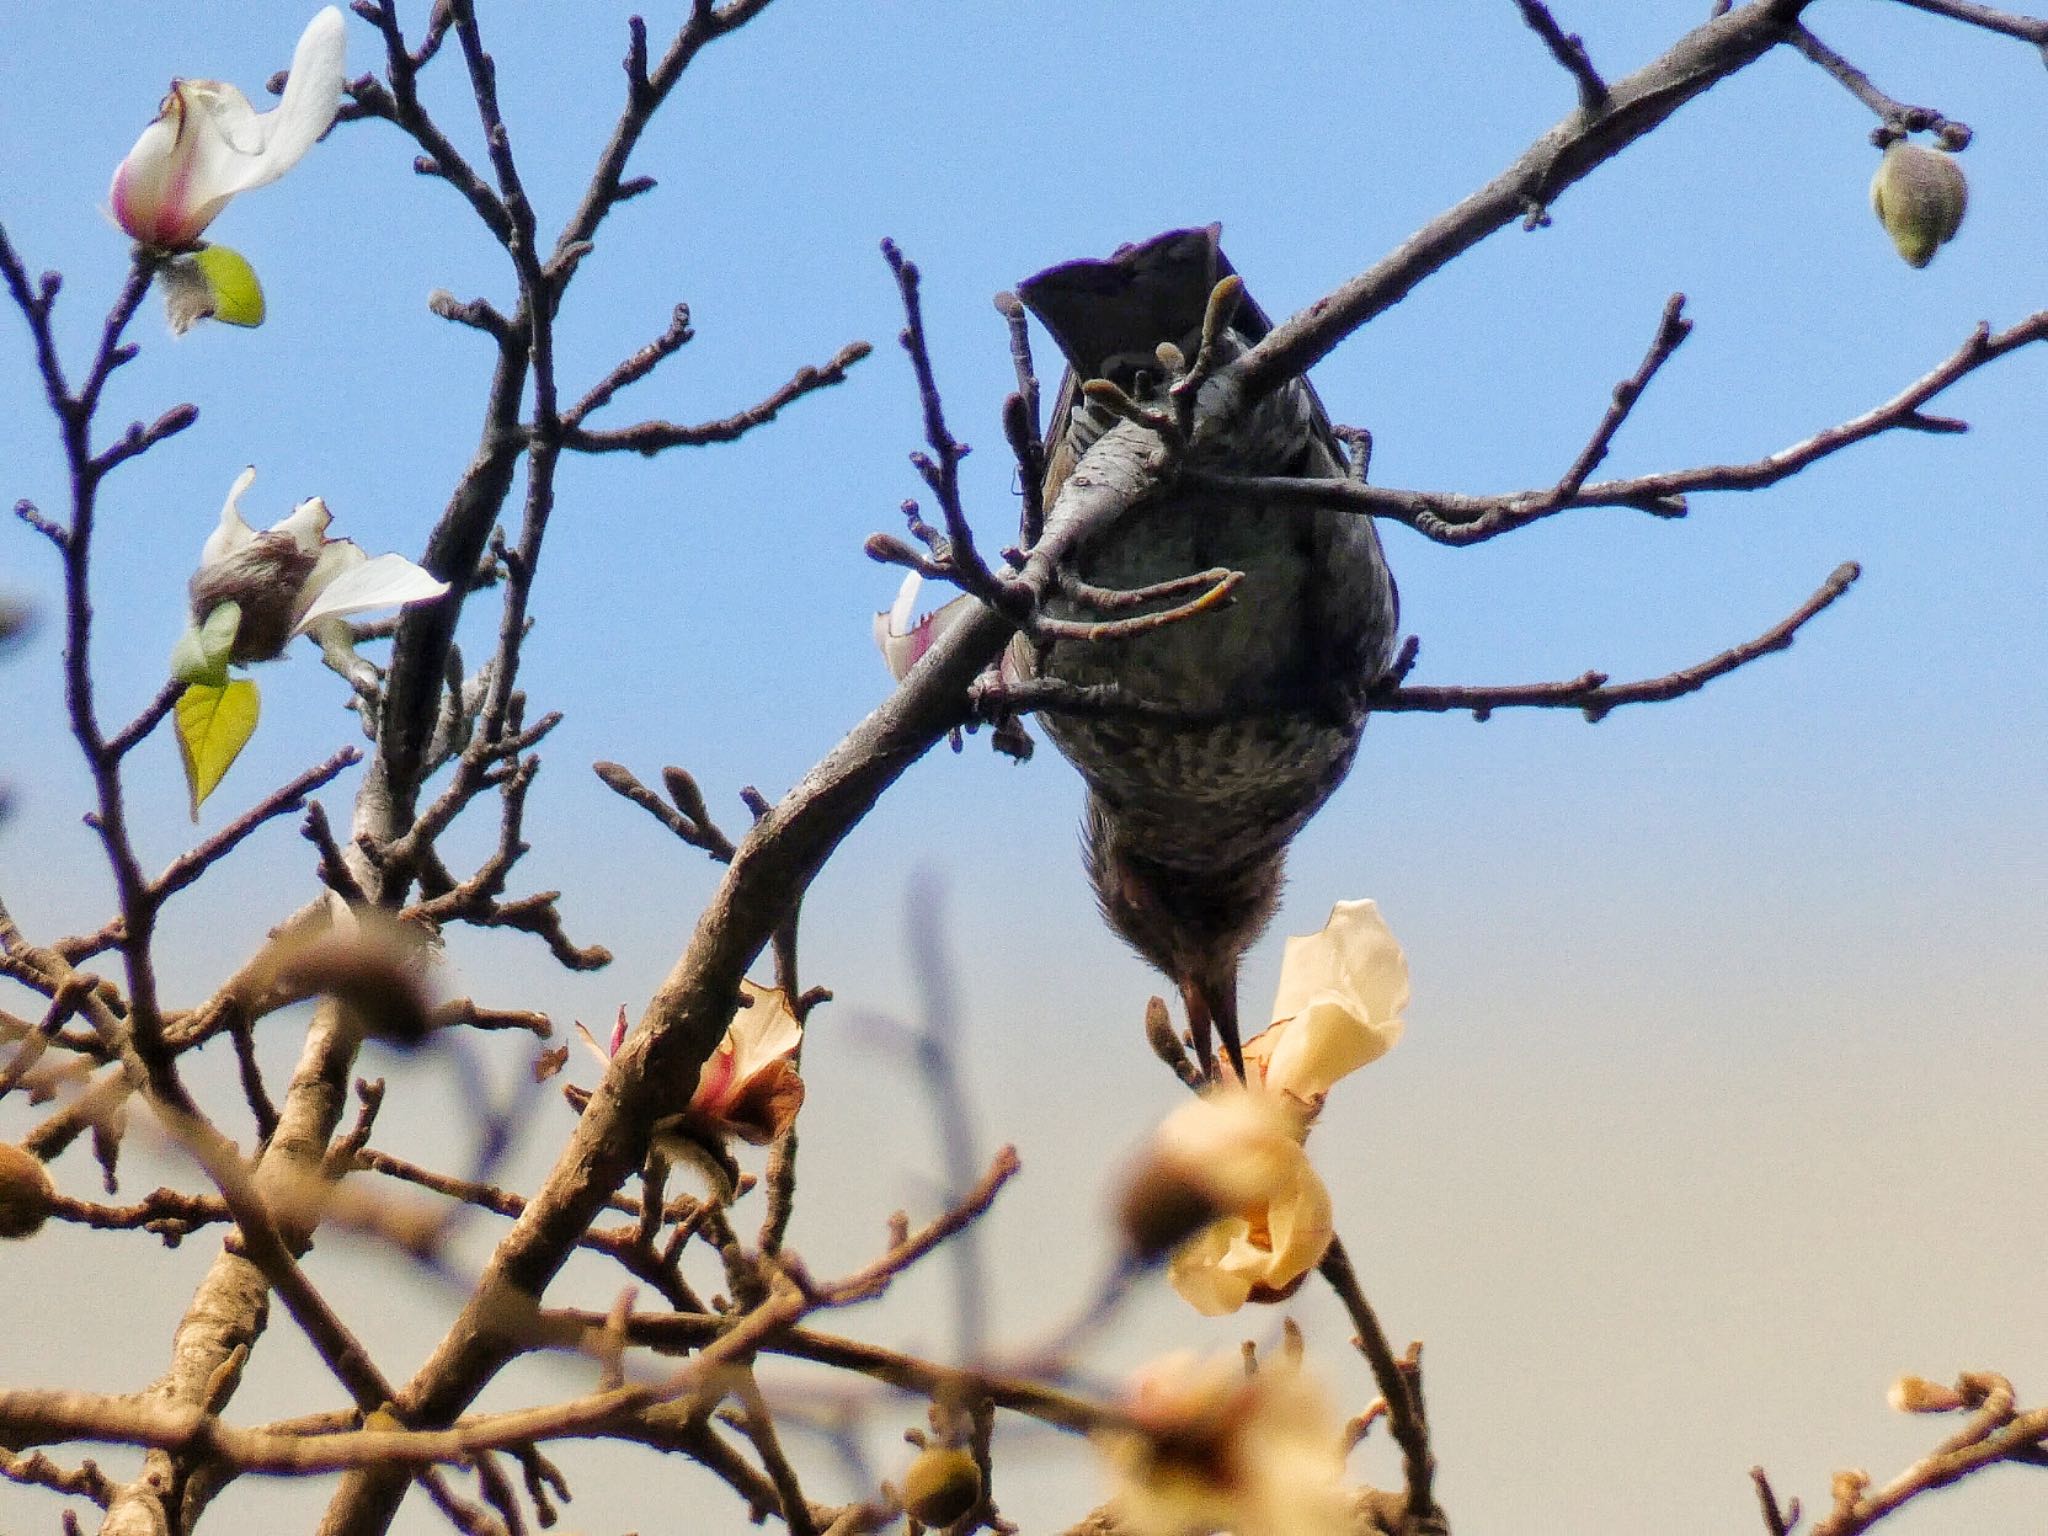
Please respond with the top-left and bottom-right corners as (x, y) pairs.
(1149, 1089), (1306, 1215)
(291, 551), (448, 636)
(1101, 1352), (1351, 1536)
(198, 466), (261, 567)
(272, 495), (335, 555)
(727, 982), (803, 1080)
(1166, 1146), (1333, 1316)
(211, 8), (347, 198)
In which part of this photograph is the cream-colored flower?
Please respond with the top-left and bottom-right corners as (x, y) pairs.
(110, 9), (347, 251)
(1118, 1089), (1333, 1315)
(1165, 1155), (1333, 1316)
(1242, 898), (1408, 1112)
(175, 466), (448, 686)
(1098, 1351), (1352, 1536)
(1145, 900), (1407, 1313)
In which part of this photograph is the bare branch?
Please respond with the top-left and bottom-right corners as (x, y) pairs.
(592, 760), (737, 863)
(1373, 562), (1860, 722)
(559, 340), (870, 454)
(1888, 0), (2048, 49)
(1787, 24), (1971, 146)
(1320, 1237), (1438, 1529)
(1554, 292), (1691, 500)
(993, 290), (1047, 549)
(1188, 309), (2048, 545)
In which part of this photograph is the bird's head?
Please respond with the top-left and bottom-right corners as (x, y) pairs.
(1084, 795), (1285, 1079)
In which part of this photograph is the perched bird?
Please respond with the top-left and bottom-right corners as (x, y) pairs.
(1015, 226), (1399, 1078)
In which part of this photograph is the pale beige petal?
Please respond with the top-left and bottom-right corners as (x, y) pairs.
(1269, 898), (1410, 1028)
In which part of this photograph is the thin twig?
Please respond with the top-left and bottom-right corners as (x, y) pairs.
(559, 341), (871, 454)
(1514, 0), (1609, 109)
(1787, 24), (1970, 146)
(1319, 1237), (1437, 1527)
(1373, 562), (1861, 722)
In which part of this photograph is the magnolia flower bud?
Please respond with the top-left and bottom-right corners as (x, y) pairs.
(901, 1446), (981, 1527)
(1870, 142), (1967, 269)
(0, 1143), (55, 1238)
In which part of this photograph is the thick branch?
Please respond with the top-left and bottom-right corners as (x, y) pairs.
(1227, 1), (1808, 402)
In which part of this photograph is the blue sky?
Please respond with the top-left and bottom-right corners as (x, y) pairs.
(3, 4), (2046, 1532)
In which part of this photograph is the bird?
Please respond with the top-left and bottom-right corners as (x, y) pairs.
(1013, 225), (1400, 1080)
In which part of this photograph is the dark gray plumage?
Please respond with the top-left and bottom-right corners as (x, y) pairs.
(1016, 226), (1399, 1076)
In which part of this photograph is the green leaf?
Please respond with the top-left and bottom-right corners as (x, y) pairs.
(193, 244), (266, 328)
(169, 601), (242, 686)
(174, 678), (260, 820)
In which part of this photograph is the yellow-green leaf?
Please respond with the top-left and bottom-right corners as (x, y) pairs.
(169, 601), (241, 686)
(193, 244), (266, 328)
(175, 678), (260, 820)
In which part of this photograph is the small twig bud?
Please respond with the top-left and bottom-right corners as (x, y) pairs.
(1888, 1374), (1966, 1414)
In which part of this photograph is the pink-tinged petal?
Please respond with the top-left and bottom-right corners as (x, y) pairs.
(874, 571), (977, 682)
(198, 466), (261, 567)
(691, 1042), (739, 1116)
(607, 1004), (629, 1057)
(687, 983), (805, 1141)
(169, 80), (264, 240)
(110, 109), (198, 247)
(109, 9), (346, 248)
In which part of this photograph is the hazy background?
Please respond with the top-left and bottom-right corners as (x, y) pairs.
(3, 3), (2046, 1531)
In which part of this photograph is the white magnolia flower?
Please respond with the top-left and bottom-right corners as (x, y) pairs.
(1098, 1351), (1353, 1536)
(110, 8), (347, 251)
(178, 466), (447, 684)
